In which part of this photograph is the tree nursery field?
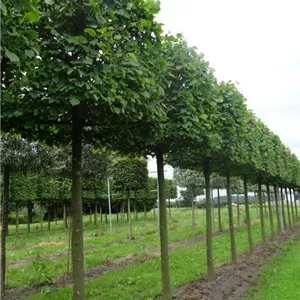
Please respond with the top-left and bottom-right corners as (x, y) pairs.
(2, 1), (300, 300)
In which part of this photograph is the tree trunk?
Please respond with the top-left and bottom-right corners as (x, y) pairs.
(63, 201), (68, 230)
(1, 166), (10, 297)
(266, 183), (274, 238)
(153, 204), (156, 221)
(237, 194), (240, 227)
(94, 202), (98, 226)
(211, 188), (216, 233)
(27, 200), (31, 233)
(258, 181), (266, 242)
(254, 192), (259, 218)
(116, 205), (119, 223)
(192, 199), (196, 239)
(168, 198), (171, 218)
(40, 200), (43, 232)
(217, 188), (222, 231)
(262, 192), (268, 217)
(70, 109), (84, 299)
(16, 202), (19, 236)
(127, 190), (133, 240)
(156, 150), (171, 299)
(121, 202), (124, 221)
(144, 203), (147, 219)
(100, 204), (103, 223)
(280, 187), (287, 230)
(288, 188), (295, 223)
(226, 173), (237, 263)
(47, 199), (51, 231)
(284, 188), (292, 226)
(293, 189), (298, 220)
(55, 203), (58, 225)
(89, 203), (92, 223)
(204, 159), (215, 280)
(243, 176), (253, 254)
(274, 185), (282, 232)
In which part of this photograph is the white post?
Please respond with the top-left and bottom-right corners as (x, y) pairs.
(107, 177), (112, 233)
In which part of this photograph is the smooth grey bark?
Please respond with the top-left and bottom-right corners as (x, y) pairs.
(217, 188), (222, 231)
(274, 185), (282, 232)
(204, 159), (215, 280)
(243, 176), (253, 253)
(280, 187), (287, 230)
(258, 181), (266, 242)
(226, 173), (237, 263)
(1, 166), (10, 298)
(70, 109), (84, 299)
(266, 183), (274, 238)
(156, 150), (171, 299)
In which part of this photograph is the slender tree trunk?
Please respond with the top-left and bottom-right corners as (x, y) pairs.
(262, 192), (268, 217)
(280, 187), (287, 230)
(55, 203), (58, 225)
(226, 173), (237, 263)
(293, 190), (298, 220)
(1, 166), (10, 298)
(237, 194), (240, 227)
(100, 204), (103, 223)
(211, 188), (216, 233)
(70, 109), (84, 299)
(192, 198), (196, 239)
(121, 202), (124, 221)
(27, 200), (31, 233)
(156, 150), (171, 299)
(63, 201), (68, 230)
(243, 176), (253, 254)
(285, 188), (292, 226)
(127, 190), (133, 240)
(266, 183), (274, 238)
(274, 185), (282, 232)
(288, 188), (295, 223)
(258, 181), (266, 242)
(144, 203), (147, 219)
(204, 159), (215, 280)
(16, 202), (19, 236)
(89, 203), (92, 223)
(116, 205), (119, 223)
(40, 200), (43, 232)
(254, 192), (259, 218)
(217, 188), (222, 232)
(94, 202), (98, 226)
(47, 200), (51, 231)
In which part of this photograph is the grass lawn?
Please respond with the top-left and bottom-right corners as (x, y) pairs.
(242, 231), (300, 300)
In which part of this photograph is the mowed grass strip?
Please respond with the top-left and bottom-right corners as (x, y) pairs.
(26, 217), (274, 299)
(242, 231), (300, 300)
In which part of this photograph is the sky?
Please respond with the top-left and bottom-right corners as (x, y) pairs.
(148, 0), (300, 179)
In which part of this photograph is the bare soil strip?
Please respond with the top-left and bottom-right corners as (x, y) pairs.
(164, 225), (300, 300)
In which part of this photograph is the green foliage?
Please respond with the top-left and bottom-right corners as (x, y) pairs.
(112, 157), (148, 193)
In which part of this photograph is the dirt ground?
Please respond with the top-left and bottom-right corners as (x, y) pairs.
(165, 225), (300, 300)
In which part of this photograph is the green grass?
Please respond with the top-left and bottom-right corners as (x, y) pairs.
(242, 231), (300, 300)
(26, 214), (274, 300)
(7, 208), (241, 288)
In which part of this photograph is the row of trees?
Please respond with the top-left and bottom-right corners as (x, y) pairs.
(2, 0), (300, 299)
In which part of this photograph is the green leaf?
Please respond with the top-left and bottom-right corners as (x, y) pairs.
(1, 2), (7, 14)
(5, 49), (19, 62)
(14, 111), (23, 117)
(82, 58), (93, 65)
(70, 97), (80, 106)
(25, 11), (40, 22)
(25, 49), (35, 58)
(200, 114), (208, 120)
(84, 28), (96, 37)
(45, 0), (55, 4)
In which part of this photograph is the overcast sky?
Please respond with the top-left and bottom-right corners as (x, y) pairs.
(148, 0), (300, 179)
